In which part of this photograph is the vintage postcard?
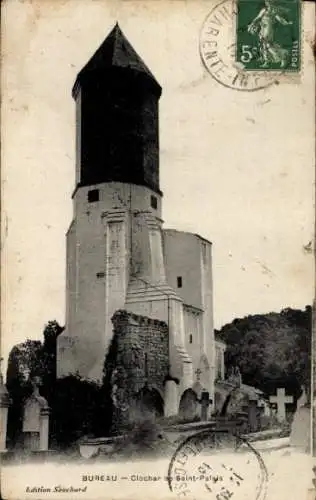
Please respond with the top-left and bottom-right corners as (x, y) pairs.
(1, 0), (315, 499)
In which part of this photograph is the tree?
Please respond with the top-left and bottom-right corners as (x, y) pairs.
(6, 340), (42, 446)
(217, 306), (311, 401)
(49, 374), (102, 449)
(5, 320), (64, 447)
(6, 339), (43, 383)
(41, 320), (64, 400)
(5, 319), (113, 449)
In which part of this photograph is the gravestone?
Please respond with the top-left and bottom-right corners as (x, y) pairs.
(247, 398), (259, 432)
(179, 389), (198, 420)
(290, 387), (311, 453)
(214, 391), (224, 414)
(262, 399), (271, 417)
(164, 376), (179, 417)
(22, 378), (50, 452)
(269, 388), (293, 422)
(227, 366), (242, 388)
(198, 391), (212, 421)
(0, 359), (11, 452)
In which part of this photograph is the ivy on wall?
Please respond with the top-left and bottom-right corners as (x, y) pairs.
(102, 309), (169, 432)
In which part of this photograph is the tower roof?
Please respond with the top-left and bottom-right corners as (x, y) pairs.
(73, 23), (161, 96)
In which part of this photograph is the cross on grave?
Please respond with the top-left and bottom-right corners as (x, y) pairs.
(269, 388), (293, 421)
(32, 376), (42, 396)
(195, 368), (202, 382)
(198, 390), (212, 421)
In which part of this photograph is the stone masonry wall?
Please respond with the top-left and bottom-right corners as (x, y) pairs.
(107, 310), (169, 427)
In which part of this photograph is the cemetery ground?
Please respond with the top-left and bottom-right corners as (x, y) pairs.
(1, 434), (315, 500)
(1, 368), (314, 499)
(2, 307), (313, 498)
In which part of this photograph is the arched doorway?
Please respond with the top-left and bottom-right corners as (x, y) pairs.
(134, 387), (164, 420)
(179, 389), (198, 421)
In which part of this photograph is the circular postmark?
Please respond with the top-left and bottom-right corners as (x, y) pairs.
(199, 0), (280, 91)
(167, 428), (268, 500)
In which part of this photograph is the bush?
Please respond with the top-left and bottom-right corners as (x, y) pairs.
(50, 375), (108, 449)
(259, 414), (280, 431)
(111, 419), (173, 458)
(259, 414), (292, 434)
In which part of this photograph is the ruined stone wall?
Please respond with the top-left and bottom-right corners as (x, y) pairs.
(107, 310), (169, 428)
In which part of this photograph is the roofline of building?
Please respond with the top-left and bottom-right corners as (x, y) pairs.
(163, 228), (212, 246)
(72, 23), (162, 99)
(71, 180), (164, 199)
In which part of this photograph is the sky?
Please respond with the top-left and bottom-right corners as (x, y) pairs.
(1, 0), (315, 374)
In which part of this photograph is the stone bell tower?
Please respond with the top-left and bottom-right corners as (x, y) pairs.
(57, 24), (190, 384)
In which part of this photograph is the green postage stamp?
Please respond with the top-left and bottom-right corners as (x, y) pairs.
(236, 0), (301, 71)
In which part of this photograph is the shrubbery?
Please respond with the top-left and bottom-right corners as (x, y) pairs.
(5, 320), (113, 450)
(49, 375), (109, 449)
(109, 418), (173, 459)
(218, 306), (311, 400)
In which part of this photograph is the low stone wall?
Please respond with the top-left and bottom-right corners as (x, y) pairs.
(245, 428), (285, 442)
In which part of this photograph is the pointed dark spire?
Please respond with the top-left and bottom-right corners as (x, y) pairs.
(73, 23), (161, 98)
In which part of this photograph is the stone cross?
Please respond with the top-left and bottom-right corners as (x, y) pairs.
(195, 368), (202, 382)
(198, 390), (212, 421)
(269, 388), (293, 421)
(33, 376), (41, 389)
